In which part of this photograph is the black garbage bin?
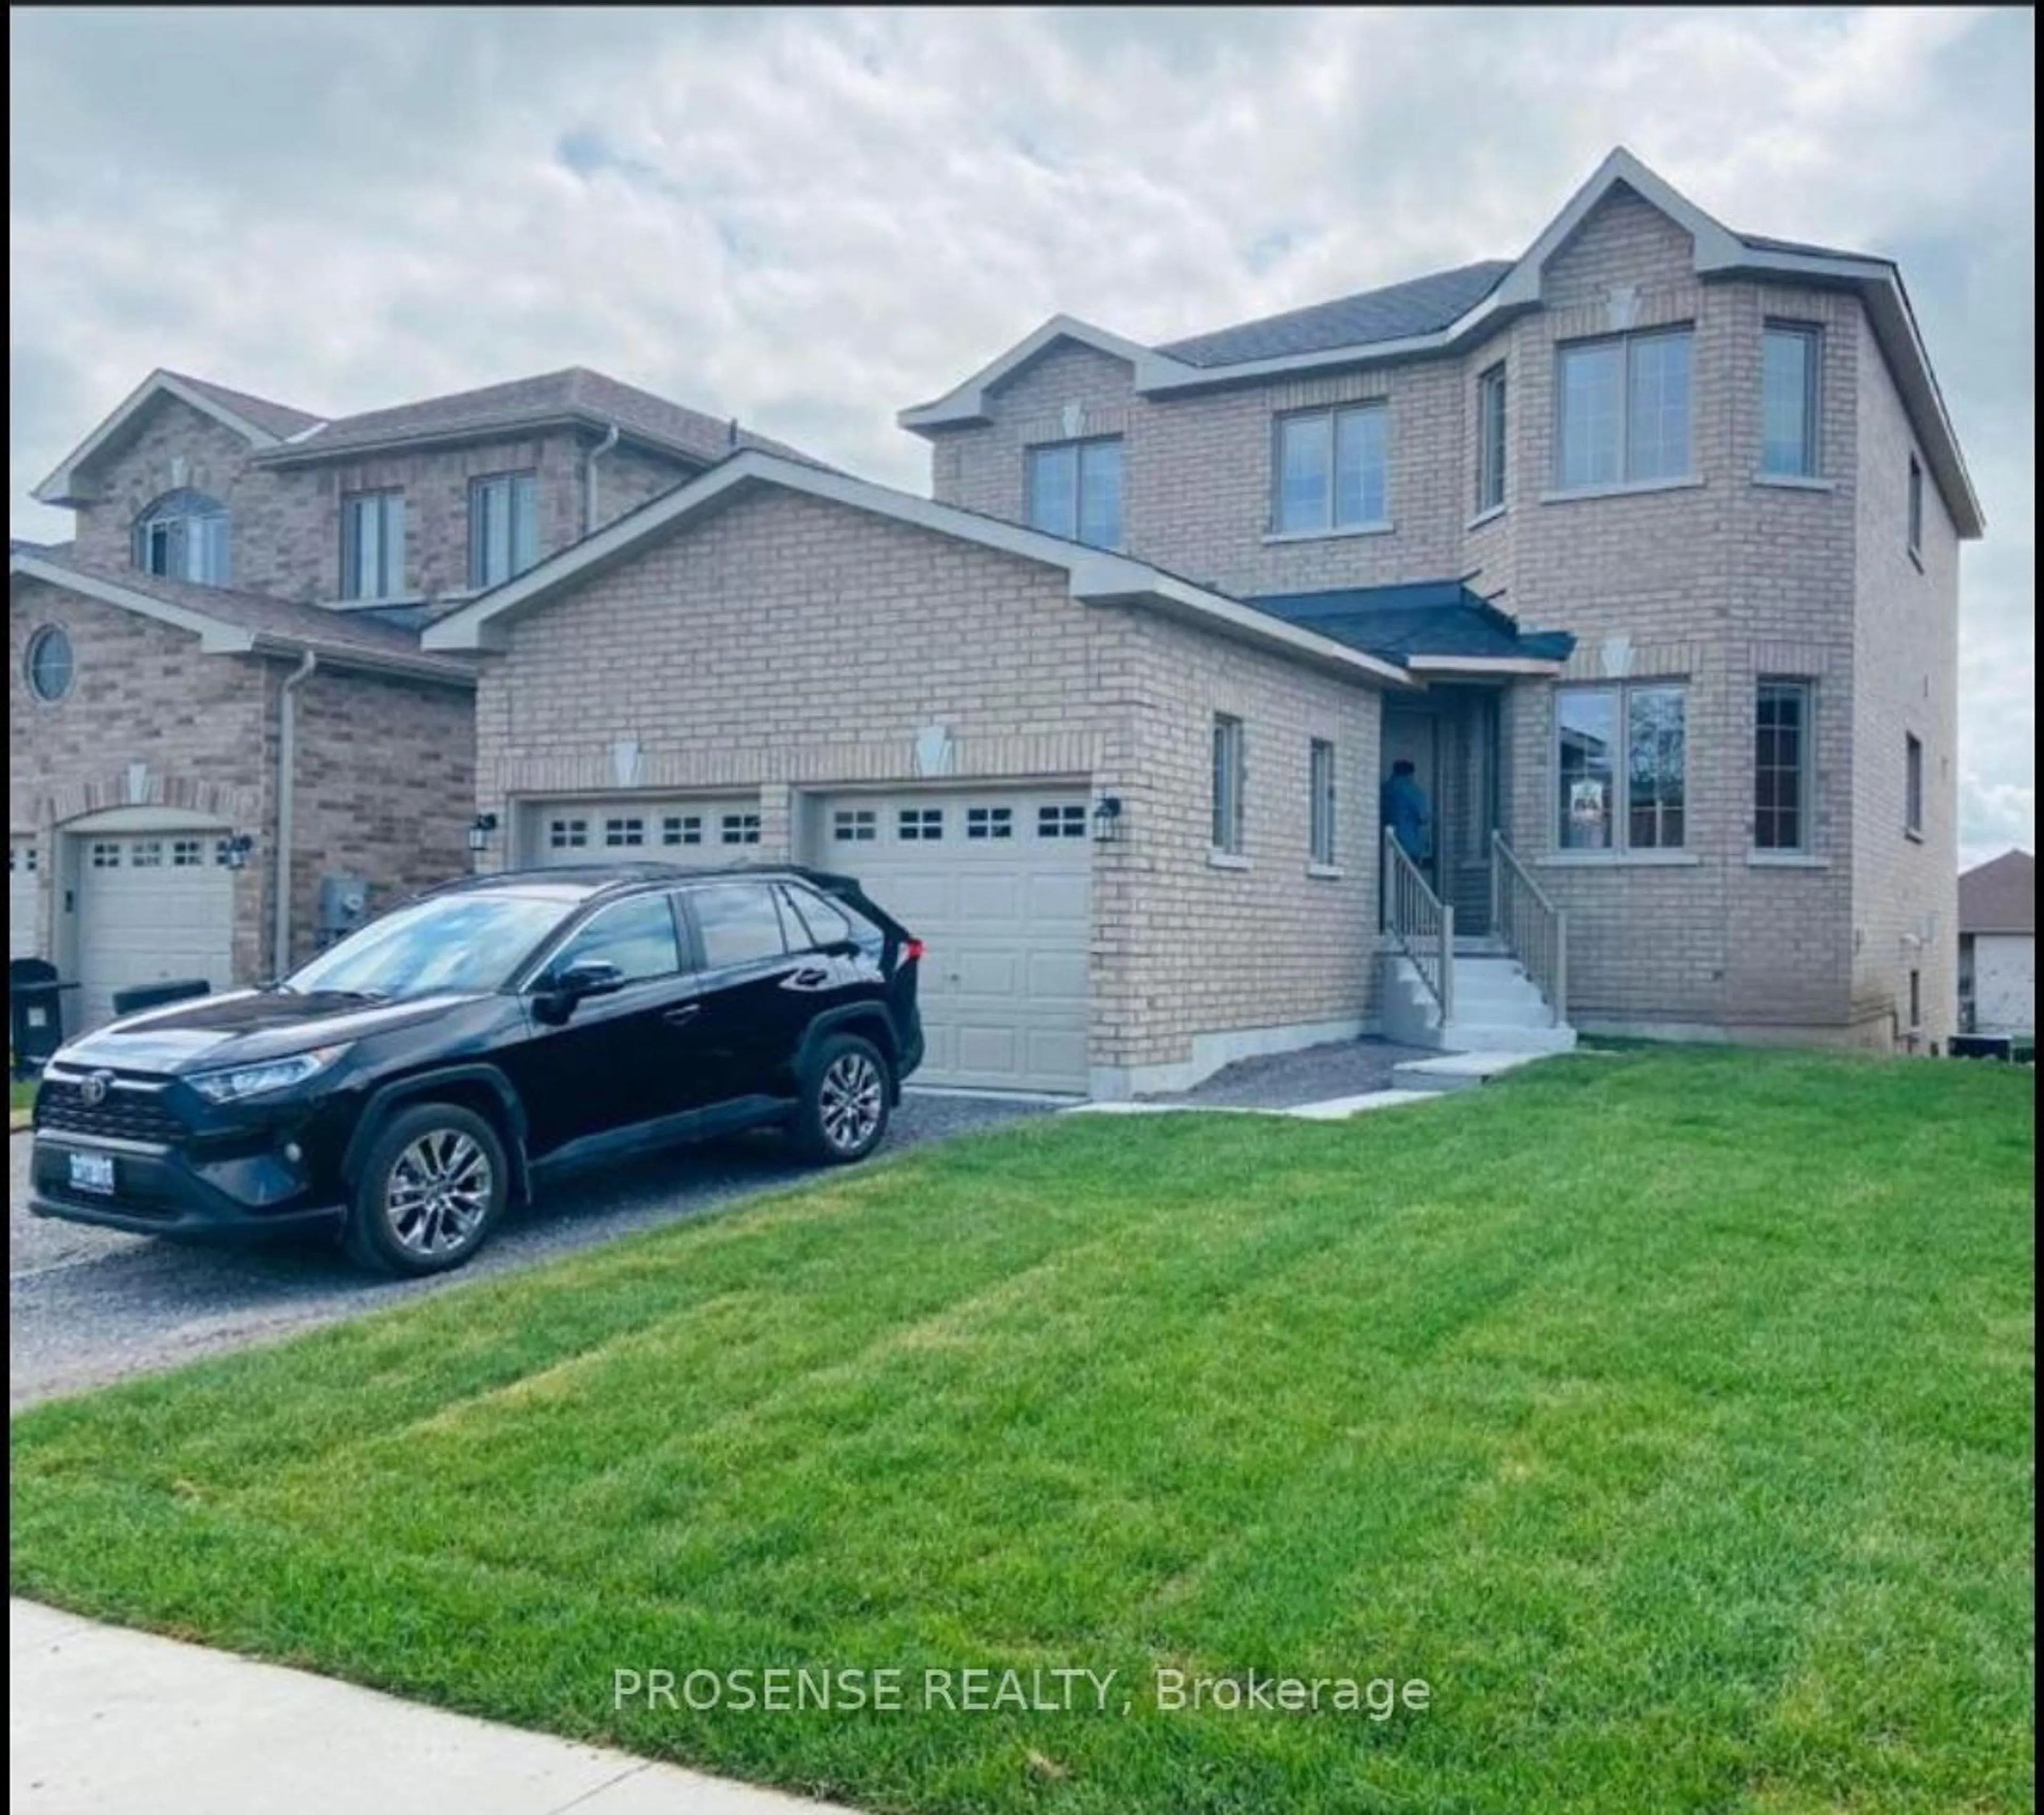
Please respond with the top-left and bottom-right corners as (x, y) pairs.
(10, 957), (79, 1079)
(110, 978), (212, 1018)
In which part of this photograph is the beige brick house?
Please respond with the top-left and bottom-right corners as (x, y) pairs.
(10, 366), (792, 1027)
(423, 147), (1981, 1094)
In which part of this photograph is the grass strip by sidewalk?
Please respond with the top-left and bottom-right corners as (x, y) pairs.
(12, 1048), (2035, 1814)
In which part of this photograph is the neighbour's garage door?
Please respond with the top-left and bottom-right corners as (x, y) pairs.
(76, 832), (235, 1028)
(529, 799), (761, 868)
(813, 788), (1091, 1094)
(10, 836), (41, 960)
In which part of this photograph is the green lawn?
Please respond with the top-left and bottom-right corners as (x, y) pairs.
(9, 1076), (34, 1114)
(11, 1050), (2034, 1814)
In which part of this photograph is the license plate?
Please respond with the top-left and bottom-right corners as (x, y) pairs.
(68, 1151), (116, 1196)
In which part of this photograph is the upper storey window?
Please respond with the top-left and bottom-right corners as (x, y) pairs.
(341, 490), (406, 600)
(1554, 328), (1692, 490)
(1274, 403), (1387, 534)
(1476, 364), (1508, 514)
(133, 489), (230, 587)
(469, 471), (540, 589)
(1026, 438), (1123, 549)
(1760, 324), (1821, 478)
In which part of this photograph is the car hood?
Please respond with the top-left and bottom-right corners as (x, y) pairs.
(55, 988), (488, 1074)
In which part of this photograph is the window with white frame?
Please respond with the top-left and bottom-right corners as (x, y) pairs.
(1905, 733), (1924, 836)
(721, 812), (761, 846)
(897, 807), (943, 842)
(1907, 456), (1924, 558)
(603, 817), (645, 848)
(1754, 680), (1812, 852)
(1026, 439), (1123, 549)
(134, 489), (230, 586)
(1037, 804), (1086, 839)
(1476, 364), (1507, 514)
(548, 818), (589, 850)
(1556, 683), (1687, 852)
(1274, 404), (1388, 534)
(1760, 325), (1821, 478)
(341, 490), (406, 600)
(90, 841), (121, 869)
(1555, 329), (1693, 490)
(171, 838), (203, 867)
(1309, 739), (1337, 867)
(1212, 714), (1247, 855)
(966, 806), (1013, 840)
(662, 815), (703, 847)
(832, 808), (876, 843)
(130, 839), (164, 868)
(468, 472), (539, 588)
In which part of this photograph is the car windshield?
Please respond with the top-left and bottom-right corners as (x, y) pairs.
(284, 893), (567, 1000)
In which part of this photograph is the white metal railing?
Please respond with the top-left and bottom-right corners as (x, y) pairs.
(1491, 831), (1567, 1025)
(1384, 829), (1454, 1022)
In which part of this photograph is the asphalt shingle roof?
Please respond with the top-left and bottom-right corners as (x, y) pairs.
(164, 371), (326, 441)
(14, 547), (471, 682)
(269, 367), (817, 466)
(1958, 849), (2035, 935)
(1156, 260), (1515, 369)
(1247, 581), (1576, 668)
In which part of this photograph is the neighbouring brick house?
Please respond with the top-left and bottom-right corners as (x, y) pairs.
(10, 366), (798, 1027)
(1957, 849), (2034, 1040)
(424, 147), (1980, 1095)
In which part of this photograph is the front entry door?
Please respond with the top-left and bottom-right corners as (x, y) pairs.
(1380, 710), (1440, 893)
(1382, 692), (1499, 936)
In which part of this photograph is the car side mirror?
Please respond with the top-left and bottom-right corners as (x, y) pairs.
(535, 959), (625, 1023)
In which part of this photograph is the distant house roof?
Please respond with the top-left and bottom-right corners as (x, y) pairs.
(258, 366), (818, 468)
(1959, 849), (2035, 935)
(1156, 261), (1515, 369)
(10, 547), (472, 687)
(1246, 581), (1576, 672)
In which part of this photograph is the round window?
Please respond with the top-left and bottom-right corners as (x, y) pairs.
(26, 625), (75, 703)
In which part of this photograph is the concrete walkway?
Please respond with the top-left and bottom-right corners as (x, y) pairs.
(11, 1599), (861, 1815)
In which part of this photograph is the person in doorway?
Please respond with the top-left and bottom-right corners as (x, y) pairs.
(1381, 758), (1432, 867)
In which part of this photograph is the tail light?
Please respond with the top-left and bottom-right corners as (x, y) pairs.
(900, 938), (926, 964)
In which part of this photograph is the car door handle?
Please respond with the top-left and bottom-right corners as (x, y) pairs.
(781, 967), (833, 991)
(663, 1003), (702, 1026)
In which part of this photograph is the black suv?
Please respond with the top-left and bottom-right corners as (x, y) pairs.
(30, 864), (924, 1275)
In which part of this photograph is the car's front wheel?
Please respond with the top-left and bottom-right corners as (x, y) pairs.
(794, 1034), (892, 1164)
(346, 1102), (508, 1276)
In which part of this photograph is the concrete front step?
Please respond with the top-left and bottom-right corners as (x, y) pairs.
(1435, 1021), (1578, 1055)
(1392, 1050), (1559, 1093)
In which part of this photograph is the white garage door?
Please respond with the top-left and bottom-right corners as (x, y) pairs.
(813, 788), (1092, 1094)
(529, 799), (761, 868)
(76, 831), (235, 1028)
(10, 837), (41, 960)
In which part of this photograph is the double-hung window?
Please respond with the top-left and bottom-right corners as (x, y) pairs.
(1211, 714), (1247, 856)
(1754, 680), (1812, 852)
(1556, 682), (1687, 852)
(1309, 739), (1338, 868)
(1760, 324), (1821, 478)
(1026, 438), (1123, 549)
(1555, 328), (1692, 490)
(469, 471), (540, 588)
(1274, 403), (1388, 534)
(1475, 364), (1508, 514)
(341, 490), (406, 600)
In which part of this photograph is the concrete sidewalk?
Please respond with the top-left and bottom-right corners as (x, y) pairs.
(11, 1599), (861, 1814)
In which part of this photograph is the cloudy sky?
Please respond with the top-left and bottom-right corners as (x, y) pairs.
(9, 6), (2033, 863)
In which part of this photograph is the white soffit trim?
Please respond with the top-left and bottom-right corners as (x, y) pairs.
(9, 553), (256, 654)
(1406, 654), (1567, 675)
(421, 450), (1413, 688)
(31, 370), (290, 505)
(897, 315), (1196, 430)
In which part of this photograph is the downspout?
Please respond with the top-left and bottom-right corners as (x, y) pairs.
(274, 650), (317, 978)
(583, 421), (621, 535)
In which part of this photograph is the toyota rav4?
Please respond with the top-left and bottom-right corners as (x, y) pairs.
(29, 864), (925, 1275)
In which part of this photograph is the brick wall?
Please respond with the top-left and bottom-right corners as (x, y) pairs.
(66, 396), (696, 607)
(473, 483), (1388, 1079)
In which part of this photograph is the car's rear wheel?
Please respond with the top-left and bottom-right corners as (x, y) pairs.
(795, 1034), (892, 1164)
(346, 1102), (508, 1276)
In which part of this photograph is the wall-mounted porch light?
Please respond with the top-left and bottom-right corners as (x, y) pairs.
(468, 812), (499, 855)
(1092, 796), (1124, 844)
(216, 834), (255, 871)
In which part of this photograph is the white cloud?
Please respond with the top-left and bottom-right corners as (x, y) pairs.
(8, 5), (2032, 856)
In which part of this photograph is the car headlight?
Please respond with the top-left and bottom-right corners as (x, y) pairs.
(188, 1044), (351, 1104)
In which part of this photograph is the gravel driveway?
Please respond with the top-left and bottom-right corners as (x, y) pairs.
(9, 1092), (1052, 1410)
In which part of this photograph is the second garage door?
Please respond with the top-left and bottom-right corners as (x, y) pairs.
(812, 788), (1091, 1094)
(75, 830), (235, 1028)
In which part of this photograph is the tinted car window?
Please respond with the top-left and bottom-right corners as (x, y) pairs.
(690, 882), (788, 967)
(546, 893), (681, 985)
(289, 893), (566, 998)
(780, 885), (854, 948)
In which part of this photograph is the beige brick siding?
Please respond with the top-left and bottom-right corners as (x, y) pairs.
(473, 484), (1387, 1078)
(65, 396), (696, 607)
(922, 182), (1967, 1047)
(9, 576), (474, 989)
